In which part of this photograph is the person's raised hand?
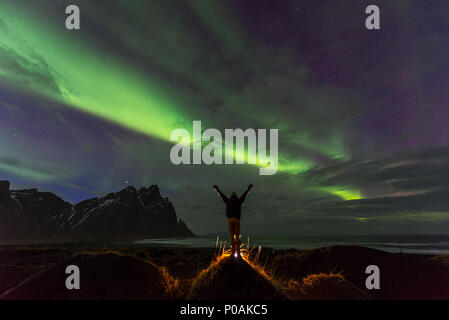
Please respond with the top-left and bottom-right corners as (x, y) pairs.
(249, 184), (253, 189)
(213, 185), (218, 189)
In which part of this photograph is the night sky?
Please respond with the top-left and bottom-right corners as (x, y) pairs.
(0, 0), (448, 236)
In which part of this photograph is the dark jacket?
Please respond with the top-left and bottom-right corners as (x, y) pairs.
(214, 187), (251, 219)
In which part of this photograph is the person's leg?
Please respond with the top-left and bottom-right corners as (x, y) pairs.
(227, 218), (236, 255)
(235, 219), (241, 255)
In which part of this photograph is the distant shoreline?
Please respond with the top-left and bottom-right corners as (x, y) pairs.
(2, 234), (449, 255)
(0, 240), (441, 257)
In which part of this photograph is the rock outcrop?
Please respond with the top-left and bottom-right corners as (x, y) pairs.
(0, 181), (194, 242)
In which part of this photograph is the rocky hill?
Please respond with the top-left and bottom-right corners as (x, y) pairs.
(0, 181), (194, 242)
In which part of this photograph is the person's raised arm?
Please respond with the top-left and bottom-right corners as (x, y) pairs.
(239, 184), (253, 203)
(213, 185), (228, 203)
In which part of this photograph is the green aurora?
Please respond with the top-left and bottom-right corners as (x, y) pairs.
(0, 0), (357, 199)
(2, 0), (448, 236)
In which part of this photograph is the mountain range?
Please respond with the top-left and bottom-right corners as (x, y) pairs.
(0, 180), (194, 242)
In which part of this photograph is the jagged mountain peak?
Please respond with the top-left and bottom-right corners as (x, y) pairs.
(0, 181), (194, 242)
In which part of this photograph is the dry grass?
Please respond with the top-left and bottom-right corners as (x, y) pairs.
(187, 237), (286, 300)
(282, 272), (343, 293)
(212, 236), (272, 280)
(282, 271), (368, 300)
(159, 266), (182, 299)
(302, 272), (344, 287)
(429, 254), (449, 267)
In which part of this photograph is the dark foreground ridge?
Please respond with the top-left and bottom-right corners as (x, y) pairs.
(3, 253), (177, 300)
(1, 245), (448, 300)
(0, 180), (194, 242)
(188, 255), (287, 300)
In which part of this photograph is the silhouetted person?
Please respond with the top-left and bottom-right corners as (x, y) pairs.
(213, 184), (253, 257)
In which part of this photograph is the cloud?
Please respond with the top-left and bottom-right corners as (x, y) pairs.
(301, 145), (449, 195)
(294, 145), (449, 223)
(0, 156), (65, 182)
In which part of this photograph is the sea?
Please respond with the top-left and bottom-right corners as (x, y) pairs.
(134, 234), (449, 255)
